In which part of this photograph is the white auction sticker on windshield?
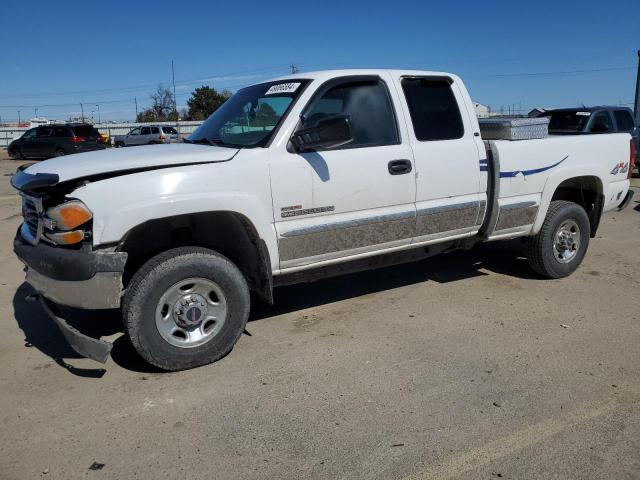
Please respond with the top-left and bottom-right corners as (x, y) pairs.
(576, 111), (591, 116)
(265, 82), (301, 95)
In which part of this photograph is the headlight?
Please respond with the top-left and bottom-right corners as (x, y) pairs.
(45, 200), (92, 231)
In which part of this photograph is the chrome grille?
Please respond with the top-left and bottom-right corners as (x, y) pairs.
(20, 194), (43, 244)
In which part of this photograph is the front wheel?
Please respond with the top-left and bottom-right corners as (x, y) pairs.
(527, 200), (590, 278)
(122, 247), (250, 371)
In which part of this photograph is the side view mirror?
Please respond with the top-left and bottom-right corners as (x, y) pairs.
(290, 115), (353, 152)
(590, 123), (609, 133)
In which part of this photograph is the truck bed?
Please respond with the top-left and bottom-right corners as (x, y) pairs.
(483, 133), (631, 239)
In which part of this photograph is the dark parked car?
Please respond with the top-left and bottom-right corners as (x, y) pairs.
(8, 123), (106, 159)
(538, 106), (638, 169)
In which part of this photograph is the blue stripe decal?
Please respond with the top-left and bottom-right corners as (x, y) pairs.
(499, 156), (568, 178)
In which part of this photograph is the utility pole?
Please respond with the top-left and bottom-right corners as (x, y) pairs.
(18, 110), (21, 125)
(96, 104), (101, 124)
(634, 49), (640, 125)
(171, 60), (177, 121)
(80, 103), (84, 122)
(34, 107), (38, 118)
(134, 96), (138, 120)
(290, 64), (298, 74)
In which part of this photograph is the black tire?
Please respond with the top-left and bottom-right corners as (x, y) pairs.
(10, 148), (25, 160)
(527, 200), (590, 278)
(148, 141), (159, 145)
(122, 247), (250, 371)
(115, 141), (125, 148)
(54, 148), (65, 157)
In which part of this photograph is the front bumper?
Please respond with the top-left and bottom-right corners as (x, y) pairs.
(39, 296), (113, 363)
(14, 230), (127, 309)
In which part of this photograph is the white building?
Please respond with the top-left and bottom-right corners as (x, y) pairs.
(473, 102), (491, 118)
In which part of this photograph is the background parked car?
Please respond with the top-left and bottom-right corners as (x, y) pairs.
(537, 106), (639, 168)
(112, 125), (181, 147)
(7, 123), (105, 159)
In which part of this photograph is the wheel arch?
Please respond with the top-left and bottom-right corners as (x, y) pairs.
(534, 171), (605, 238)
(118, 211), (273, 304)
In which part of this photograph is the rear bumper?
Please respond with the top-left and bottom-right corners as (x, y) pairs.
(618, 189), (634, 211)
(73, 143), (106, 153)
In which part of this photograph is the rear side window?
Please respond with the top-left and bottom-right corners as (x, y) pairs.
(151, 127), (160, 134)
(71, 125), (99, 137)
(37, 127), (53, 137)
(614, 110), (635, 131)
(302, 79), (399, 149)
(162, 127), (178, 134)
(54, 127), (71, 137)
(590, 112), (613, 132)
(141, 127), (151, 135)
(401, 78), (464, 141)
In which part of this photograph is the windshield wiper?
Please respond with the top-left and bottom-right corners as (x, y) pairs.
(188, 137), (228, 147)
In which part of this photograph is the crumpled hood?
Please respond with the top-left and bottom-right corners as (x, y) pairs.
(23, 143), (238, 183)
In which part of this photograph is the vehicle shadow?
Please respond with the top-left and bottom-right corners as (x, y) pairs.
(12, 282), (161, 376)
(12, 239), (535, 375)
(250, 239), (535, 321)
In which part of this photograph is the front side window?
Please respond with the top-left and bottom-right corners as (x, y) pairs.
(614, 110), (635, 131)
(22, 129), (37, 139)
(401, 78), (464, 141)
(301, 79), (398, 149)
(129, 128), (140, 135)
(189, 80), (309, 148)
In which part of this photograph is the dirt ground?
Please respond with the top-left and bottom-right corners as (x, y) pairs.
(0, 150), (639, 479)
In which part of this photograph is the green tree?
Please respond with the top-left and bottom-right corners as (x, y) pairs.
(186, 86), (230, 121)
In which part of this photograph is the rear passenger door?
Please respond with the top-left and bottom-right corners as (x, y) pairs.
(35, 126), (55, 157)
(395, 76), (484, 244)
(140, 127), (152, 144)
(271, 74), (417, 269)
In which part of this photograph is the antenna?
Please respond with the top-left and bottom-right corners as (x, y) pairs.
(290, 64), (298, 74)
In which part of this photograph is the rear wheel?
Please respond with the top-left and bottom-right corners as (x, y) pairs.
(115, 141), (125, 148)
(527, 200), (590, 278)
(123, 247), (250, 371)
(54, 148), (66, 157)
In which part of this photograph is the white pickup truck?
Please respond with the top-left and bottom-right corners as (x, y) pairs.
(12, 69), (635, 370)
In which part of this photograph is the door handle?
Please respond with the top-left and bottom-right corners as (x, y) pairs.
(388, 159), (412, 175)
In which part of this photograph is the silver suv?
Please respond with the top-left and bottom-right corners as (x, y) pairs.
(113, 125), (181, 147)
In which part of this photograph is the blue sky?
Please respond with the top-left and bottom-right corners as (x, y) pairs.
(0, 0), (638, 122)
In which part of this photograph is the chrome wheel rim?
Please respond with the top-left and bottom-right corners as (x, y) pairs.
(155, 278), (227, 348)
(552, 220), (580, 264)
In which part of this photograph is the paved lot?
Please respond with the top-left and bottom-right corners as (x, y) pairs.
(0, 151), (639, 479)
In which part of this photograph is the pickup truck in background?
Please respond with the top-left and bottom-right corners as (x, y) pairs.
(537, 106), (639, 169)
(112, 125), (181, 147)
(11, 69), (635, 370)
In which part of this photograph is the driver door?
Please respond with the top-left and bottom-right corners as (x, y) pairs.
(270, 74), (417, 270)
(127, 127), (141, 145)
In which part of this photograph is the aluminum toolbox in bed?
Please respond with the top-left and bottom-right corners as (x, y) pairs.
(478, 117), (549, 140)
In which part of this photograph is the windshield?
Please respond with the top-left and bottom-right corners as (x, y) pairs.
(188, 80), (309, 147)
(541, 110), (592, 132)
